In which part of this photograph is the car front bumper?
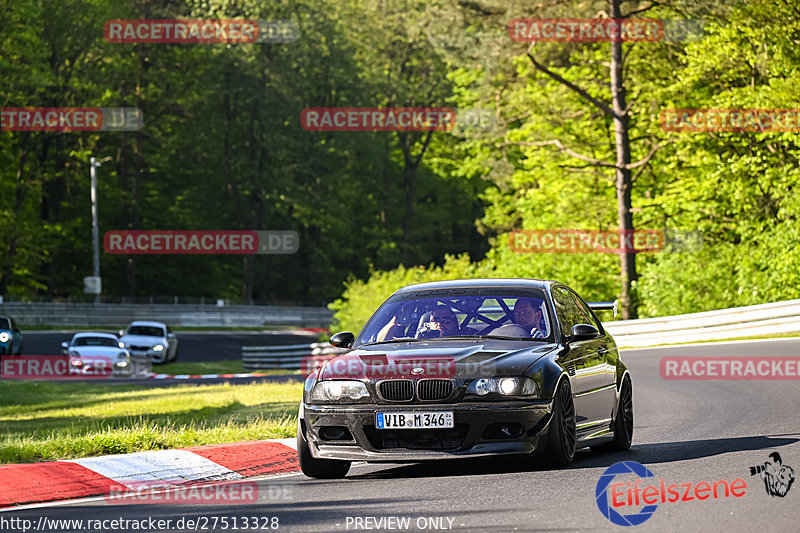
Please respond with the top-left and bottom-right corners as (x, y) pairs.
(129, 349), (166, 363)
(301, 400), (554, 462)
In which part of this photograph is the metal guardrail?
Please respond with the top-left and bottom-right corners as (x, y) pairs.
(242, 343), (346, 371)
(0, 302), (334, 328)
(603, 299), (800, 347)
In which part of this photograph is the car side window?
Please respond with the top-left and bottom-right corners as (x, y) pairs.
(567, 289), (602, 331)
(553, 287), (584, 337)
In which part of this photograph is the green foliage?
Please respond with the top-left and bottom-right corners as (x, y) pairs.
(4, 0), (800, 323)
(330, 254), (487, 333)
(332, 0), (800, 323)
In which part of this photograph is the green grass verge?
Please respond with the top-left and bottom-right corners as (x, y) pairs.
(154, 360), (293, 375)
(0, 380), (303, 464)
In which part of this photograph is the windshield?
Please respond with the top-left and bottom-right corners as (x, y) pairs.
(0, 318), (9, 330)
(355, 289), (552, 346)
(74, 336), (119, 347)
(126, 326), (165, 337)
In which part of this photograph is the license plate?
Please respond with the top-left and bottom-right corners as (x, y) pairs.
(376, 411), (454, 429)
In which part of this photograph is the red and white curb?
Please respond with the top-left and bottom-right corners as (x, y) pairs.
(0, 439), (298, 509)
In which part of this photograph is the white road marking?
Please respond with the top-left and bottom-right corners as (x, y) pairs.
(65, 449), (242, 489)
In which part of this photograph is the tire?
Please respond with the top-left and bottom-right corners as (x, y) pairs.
(171, 344), (179, 362)
(544, 379), (576, 467)
(598, 375), (633, 452)
(297, 420), (351, 479)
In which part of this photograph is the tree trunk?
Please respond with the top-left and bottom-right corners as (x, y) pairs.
(609, 0), (638, 319)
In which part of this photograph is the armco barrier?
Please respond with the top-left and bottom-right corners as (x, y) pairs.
(242, 343), (346, 371)
(604, 298), (800, 347)
(0, 302), (334, 328)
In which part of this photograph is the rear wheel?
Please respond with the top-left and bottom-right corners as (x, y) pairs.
(544, 379), (576, 467)
(297, 420), (351, 479)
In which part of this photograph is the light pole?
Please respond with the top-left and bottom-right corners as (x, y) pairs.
(88, 156), (110, 303)
(90, 157), (101, 303)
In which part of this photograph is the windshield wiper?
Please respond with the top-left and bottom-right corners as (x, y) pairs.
(455, 335), (540, 341)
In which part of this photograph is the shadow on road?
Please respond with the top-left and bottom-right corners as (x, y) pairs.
(347, 434), (800, 480)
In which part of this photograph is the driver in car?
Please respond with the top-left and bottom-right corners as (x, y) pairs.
(513, 298), (547, 338)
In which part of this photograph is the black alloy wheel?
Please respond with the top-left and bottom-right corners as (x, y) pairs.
(544, 379), (576, 466)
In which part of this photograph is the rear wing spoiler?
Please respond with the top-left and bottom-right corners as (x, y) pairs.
(588, 300), (618, 318)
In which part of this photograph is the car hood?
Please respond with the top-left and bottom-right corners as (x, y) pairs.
(120, 335), (165, 346)
(70, 347), (124, 357)
(317, 340), (558, 380)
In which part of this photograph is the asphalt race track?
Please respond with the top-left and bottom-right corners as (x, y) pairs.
(21, 330), (319, 362)
(3, 338), (799, 532)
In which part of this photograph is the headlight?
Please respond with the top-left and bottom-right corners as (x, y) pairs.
(310, 380), (370, 402)
(152, 344), (165, 352)
(118, 342), (126, 348)
(70, 359), (83, 367)
(116, 361), (128, 367)
(0, 332), (9, 342)
(467, 377), (538, 397)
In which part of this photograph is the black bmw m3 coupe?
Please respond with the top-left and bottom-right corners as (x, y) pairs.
(297, 278), (633, 478)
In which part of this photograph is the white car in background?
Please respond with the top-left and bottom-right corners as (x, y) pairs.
(61, 332), (150, 377)
(118, 321), (178, 364)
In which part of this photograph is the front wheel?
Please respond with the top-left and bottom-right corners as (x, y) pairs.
(607, 376), (633, 451)
(297, 420), (351, 479)
(544, 379), (576, 467)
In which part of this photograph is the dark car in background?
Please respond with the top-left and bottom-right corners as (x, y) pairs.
(0, 315), (23, 355)
(297, 278), (632, 478)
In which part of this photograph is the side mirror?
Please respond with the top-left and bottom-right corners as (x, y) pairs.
(60, 342), (69, 349)
(329, 331), (355, 349)
(569, 324), (599, 342)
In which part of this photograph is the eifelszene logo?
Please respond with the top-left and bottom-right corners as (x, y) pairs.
(595, 461), (748, 527)
(750, 452), (795, 497)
